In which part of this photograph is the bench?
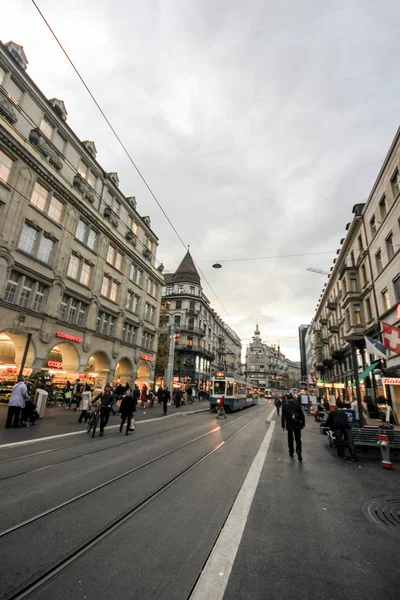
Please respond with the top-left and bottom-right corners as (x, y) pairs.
(327, 427), (400, 452)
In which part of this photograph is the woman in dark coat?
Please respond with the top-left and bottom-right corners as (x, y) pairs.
(119, 388), (137, 435)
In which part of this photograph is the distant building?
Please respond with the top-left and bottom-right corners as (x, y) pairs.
(245, 324), (292, 391)
(159, 251), (241, 390)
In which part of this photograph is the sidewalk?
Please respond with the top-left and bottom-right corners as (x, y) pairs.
(0, 401), (210, 446)
(222, 413), (400, 600)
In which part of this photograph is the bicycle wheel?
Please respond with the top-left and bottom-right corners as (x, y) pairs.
(92, 411), (99, 438)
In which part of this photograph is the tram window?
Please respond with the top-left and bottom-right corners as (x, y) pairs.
(239, 384), (246, 395)
(226, 382), (234, 396)
(213, 381), (225, 395)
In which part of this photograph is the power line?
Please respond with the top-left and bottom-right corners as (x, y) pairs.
(30, 0), (245, 338)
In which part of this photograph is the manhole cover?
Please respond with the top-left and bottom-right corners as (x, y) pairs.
(363, 497), (400, 542)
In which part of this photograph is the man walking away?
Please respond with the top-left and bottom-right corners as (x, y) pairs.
(274, 396), (282, 416)
(160, 386), (171, 415)
(6, 378), (27, 428)
(281, 393), (305, 462)
(119, 388), (137, 435)
(326, 402), (357, 461)
(91, 384), (114, 436)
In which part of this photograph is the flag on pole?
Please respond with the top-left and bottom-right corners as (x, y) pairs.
(382, 322), (400, 356)
(364, 335), (387, 359)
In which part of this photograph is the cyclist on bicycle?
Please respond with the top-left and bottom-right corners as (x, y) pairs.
(91, 383), (114, 437)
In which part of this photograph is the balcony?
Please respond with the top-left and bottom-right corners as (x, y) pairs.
(73, 174), (95, 203)
(29, 127), (63, 170)
(103, 206), (119, 227)
(327, 298), (338, 310)
(0, 91), (18, 124)
(320, 315), (328, 325)
(330, 346), (346, 361)
(329, 323), (339, 333)
(341, 290), (361, 308)
(323, 358), (334, 368)
(314, 360), (324, 370)
(322, 335), (329, 344)
(179, 324), (206, 337)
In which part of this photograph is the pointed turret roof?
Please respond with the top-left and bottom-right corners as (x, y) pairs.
(173, 250), (200, 285)
(254, 322), (260, 336)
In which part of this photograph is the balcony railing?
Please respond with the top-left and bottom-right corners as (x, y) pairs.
(320, 315), (328, 325)
(178, 324), (206, 337)
(327, 298), (338, 310)
(104, 206), (119, 227)
(329, 323), (339, 333)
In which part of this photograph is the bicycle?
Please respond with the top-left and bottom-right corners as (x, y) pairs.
(87, 402), (101, 438)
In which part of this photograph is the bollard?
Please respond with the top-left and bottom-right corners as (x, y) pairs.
(378, 432), (392, 469)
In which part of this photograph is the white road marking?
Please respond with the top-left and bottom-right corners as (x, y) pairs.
(0, 411), (195, 450)
(190, 407), (276, 600)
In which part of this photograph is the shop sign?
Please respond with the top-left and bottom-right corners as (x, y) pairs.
(382, 377), (400, 386)
(333, 383), (345, 389)
(56, 332), (83, 343)
(140, 354), (153, 362)
(47, 360), (63, 369)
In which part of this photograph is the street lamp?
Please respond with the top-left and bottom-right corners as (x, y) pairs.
(212, 262), (222, 269)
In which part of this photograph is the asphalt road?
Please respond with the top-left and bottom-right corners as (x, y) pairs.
(0, 402), (271, 600)
(1, 402), (399, 600)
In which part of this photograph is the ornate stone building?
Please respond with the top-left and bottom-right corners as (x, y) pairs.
(0, 40), (163, 398)
(160, 251), (242, 389)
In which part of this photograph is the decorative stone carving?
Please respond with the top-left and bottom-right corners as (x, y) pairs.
(39, 331), (52, 344)
(104, 206), (119, 227)
(156, 263), (165, 273)
(112, 349), (119, 359)
(73, 174), (95, 203)
(29, 128), (63, 170)
(82, 141), (97, 159)
(142, 249), (151, 260)
(5, 42), (28, 70)
(49, 98), (68, 121)
(125, 231), (137, 245)
(0, 92), (18, 124)
(106, 172), (119, 187)
(83, 342), (91, 353)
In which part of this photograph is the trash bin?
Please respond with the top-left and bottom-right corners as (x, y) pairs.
(35, 389), (48, 418)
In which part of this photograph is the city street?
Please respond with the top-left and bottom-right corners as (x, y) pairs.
(0, 400), (399, 600)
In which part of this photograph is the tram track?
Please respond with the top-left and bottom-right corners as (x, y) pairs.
(0, 412), (217, 481)
(1, 412), (262, 600)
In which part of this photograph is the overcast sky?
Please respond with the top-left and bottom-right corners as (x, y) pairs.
(3, 0), (400, 359)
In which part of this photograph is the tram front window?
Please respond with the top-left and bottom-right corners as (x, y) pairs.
(213, 381), (225, 395)
(226, 382), (234, 396)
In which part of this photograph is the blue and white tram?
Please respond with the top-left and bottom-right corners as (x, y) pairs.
(210, 373), (258, 412)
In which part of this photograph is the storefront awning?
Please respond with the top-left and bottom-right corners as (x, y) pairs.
(349, 361), (380, 387)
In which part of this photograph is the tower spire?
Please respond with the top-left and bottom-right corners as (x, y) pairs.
(254, 321), (260, 336)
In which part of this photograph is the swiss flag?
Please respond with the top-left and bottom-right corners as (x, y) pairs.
(382, 322), (400, 356)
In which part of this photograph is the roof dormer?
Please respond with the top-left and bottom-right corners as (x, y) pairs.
(5, 41), (28, 70)
(49, 98), (68, 121)
(106, 172), (119, 187)
(82, 140), (97, 159)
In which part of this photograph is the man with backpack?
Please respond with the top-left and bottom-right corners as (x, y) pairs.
(281, 393), (305, 462)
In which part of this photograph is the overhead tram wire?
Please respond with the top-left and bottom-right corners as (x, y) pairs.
(31, 0), (244, 337)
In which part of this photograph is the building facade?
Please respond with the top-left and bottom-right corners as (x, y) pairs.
(307, 127), (400, 418)
(245, 324), (295, 391)
(159, 251), (242, 390)
(0, 41), (164, 401)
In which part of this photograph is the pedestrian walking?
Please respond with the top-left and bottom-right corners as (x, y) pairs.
(326, 402), (357, 461)
(281, 393), (305, 462)
(69, 379), (83, 411)
(157, 386), (163, 405)
(274, 396), (282, 416)
(62, 380), (72, 407)
(148, 389), (154, 408)
(78, 383), (92, 423)
(160, 386), (171, 415)
(6, 378), (27, 428)
(140, 388), (147, 408)
(119, 388), (137, 435)
(91, 384), (114, 436)
(175, 388), (183, 408)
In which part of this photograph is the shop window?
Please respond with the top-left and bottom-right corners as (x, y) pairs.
(0, 149), (14, 183)
(96, 311), (116, 337)
(122, 322), (137, 345)
(4, 271), (48, 312)
(30, 181), (64, 223)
